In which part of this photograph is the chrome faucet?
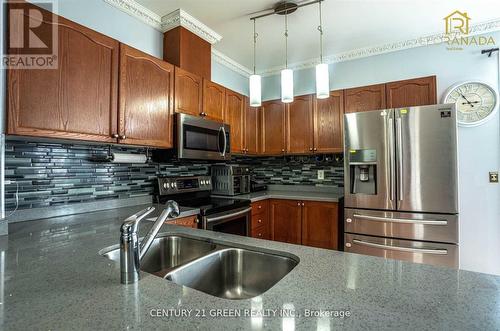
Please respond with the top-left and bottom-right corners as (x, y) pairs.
(120, 201), (180, 284)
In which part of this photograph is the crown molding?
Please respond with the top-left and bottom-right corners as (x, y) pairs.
(259, 18), (500, 77)
(102, 0), (162, 30)
(212, 49), (253, 77)
(102, 0), (221, 44)
(161, 9), (222, 44)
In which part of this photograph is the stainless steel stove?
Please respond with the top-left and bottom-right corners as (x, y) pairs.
(155, 176), (251, 236)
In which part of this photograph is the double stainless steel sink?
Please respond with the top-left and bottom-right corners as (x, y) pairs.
(100, 234), (299, 300)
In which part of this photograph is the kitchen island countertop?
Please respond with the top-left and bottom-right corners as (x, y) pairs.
(2, 204), (499, 330)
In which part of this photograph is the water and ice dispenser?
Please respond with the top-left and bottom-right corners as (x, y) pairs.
(348, 149), (377, 195)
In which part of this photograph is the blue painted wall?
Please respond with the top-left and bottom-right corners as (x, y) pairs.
(262, 35), (500, 275)
(212, 60), (249, 95)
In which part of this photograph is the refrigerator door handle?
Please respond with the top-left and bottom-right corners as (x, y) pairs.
(352, 213), (448, 225)
(352, 239), (449, 255)
(388, 117), (395, 202)
(396, 117), (404, 202)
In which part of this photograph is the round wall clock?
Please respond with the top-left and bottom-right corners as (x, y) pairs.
(443, 81), (498, 127)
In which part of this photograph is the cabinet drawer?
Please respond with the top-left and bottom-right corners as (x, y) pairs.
(251, 212), (269, 230)
(251, 200), (269, 216)
(251, 224), (271, 240)
(168, 215), (199, 229)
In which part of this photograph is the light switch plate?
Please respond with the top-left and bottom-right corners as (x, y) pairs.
(318, 170), (325, 180)
(489, 172), (498, 183)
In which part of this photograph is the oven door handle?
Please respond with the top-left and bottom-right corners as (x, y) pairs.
(205, 207), (252, 223)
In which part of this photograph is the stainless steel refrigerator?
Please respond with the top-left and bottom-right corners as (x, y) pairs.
(343, 104), (459, 268)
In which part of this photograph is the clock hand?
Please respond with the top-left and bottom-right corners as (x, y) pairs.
(459, 93), (475, 107)
(461, 101), (480, 105)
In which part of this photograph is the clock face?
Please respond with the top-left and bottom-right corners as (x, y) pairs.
(444, 82), (498, 127)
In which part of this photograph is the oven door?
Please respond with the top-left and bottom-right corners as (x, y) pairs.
(178, 114), (231, 160)
(203, 207), (251, 237)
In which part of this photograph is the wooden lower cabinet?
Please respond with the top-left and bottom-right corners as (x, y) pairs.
(270, 199), (302, 245)
(269, 199), (339, 250)
(168, 215), (199, 229)
(302, 201), (338, 250)
(251, 200), (271, 240)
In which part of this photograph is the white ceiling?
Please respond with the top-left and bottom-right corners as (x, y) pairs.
(134, 0), (500, 75)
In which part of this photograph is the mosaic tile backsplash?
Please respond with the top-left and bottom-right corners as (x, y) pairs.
(5, 139), (344, 211)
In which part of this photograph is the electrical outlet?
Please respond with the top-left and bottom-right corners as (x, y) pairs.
(4, 180), (11, 185)
(318, 170), (325, 180)
(490, 172), (498, 183)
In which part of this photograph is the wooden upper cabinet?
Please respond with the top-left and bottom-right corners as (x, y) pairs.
(202, 79), (225, 122)
(314, 90), (344, 153)
(302, 201), (339, 250)
(344, 84), (386, 114)
(224, 90), (245, 153)
(261, 100), (286, 155)
(7, 4), (119, 142)
(386, 76), (437, 108)
(271, 200), (302, 245)
(286, 95), (314, 154)
(174, 67), (202, 117)
(118, 44), (174, 148)
(245, 99), (261, 155)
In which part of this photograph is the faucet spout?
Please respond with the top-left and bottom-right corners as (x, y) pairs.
(119, 201), (180, 284)
(139, 201), (180, 260)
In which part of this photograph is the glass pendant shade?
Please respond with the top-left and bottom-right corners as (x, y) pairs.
(249, 74), (262, 107)
(316, 63), (330, 99)
(281, 69), (294, 103)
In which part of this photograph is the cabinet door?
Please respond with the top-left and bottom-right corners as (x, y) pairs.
(174, 67), (202, 117)
(224, 90), (245, 153)
(7, 4), (119, 142)
(271, 200), (302, 245)
(203, 79), (225, 122)
(286, 95), (314, 154)
(171, 216), (199, 229)
(119, 44), (174, 148)
(302, 201), (339, 250)
(245, 99), (260, 155)
(344, 84), (386, 114)
(261, 100), (286, 155)
(386, 76), (437, 108)
(314, 90), (344, 153)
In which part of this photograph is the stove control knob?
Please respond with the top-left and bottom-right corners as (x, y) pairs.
(200, 180), (205, 185)
(173, 182), (177, 188)
(207, 179), (211, 185)
(163, 183), (168, 189)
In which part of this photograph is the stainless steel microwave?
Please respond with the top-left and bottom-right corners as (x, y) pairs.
(175, 113), (231, 161)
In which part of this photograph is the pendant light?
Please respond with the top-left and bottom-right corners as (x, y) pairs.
(249, 20), (262, 107)
(315, 0), (329, 99)
(281, 8), (294, 103)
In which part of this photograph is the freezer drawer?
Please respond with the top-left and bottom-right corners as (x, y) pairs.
(344, 233), (459, 268)
(344, 208), (458, 244)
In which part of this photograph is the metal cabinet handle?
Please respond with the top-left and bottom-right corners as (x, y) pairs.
(314, 148), (317, 151)
(352, 214), (448, 225)
(119, 135), (126, 140)
(258, 205), (262, 209)
(282, 149), (285, 152)
(297, 202), (301, 206)
(302, 203), (305, 206)
(352, 239), (448, 255)
(309, 148), (313, 151)
(111, 133), (119, 138)
(195, 218), (200, 224)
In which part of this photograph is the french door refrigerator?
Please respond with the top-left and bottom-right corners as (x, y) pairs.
(343, 104), (459, 268)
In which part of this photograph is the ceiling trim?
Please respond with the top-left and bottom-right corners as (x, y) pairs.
(102, 0), (222, 44)
(102, 0), (162, 30)
(258, 18), (500, 76)
(161, 9), (222, 44)
(212, 49), (253, 77)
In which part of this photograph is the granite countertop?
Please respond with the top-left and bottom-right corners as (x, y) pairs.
(2, 205), (500, 330)
(213, 185), (345, 203)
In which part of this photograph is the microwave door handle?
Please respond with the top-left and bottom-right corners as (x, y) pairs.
(217, 127), (224, 156)
(221, 126), (227, 157)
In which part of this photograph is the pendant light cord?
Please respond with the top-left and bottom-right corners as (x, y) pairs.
(284, 9), (289, 68)
(318, 0), (324, 63)
(253, 20), (258, 75)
